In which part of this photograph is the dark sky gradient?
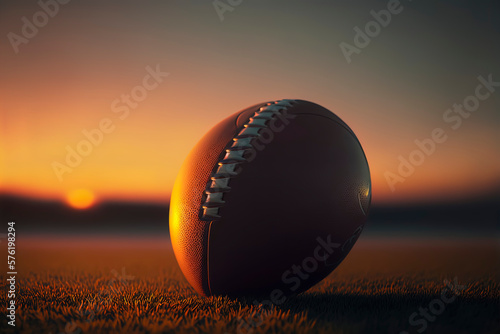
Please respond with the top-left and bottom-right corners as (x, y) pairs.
(1, 0), (499, 206)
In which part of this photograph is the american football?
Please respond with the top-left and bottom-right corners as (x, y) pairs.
(169, 99), (371, 297)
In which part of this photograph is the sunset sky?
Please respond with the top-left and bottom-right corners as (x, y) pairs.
(1, 1), (499, 206)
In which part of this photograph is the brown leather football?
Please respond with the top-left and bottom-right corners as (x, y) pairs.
(169, 99), (371, 297)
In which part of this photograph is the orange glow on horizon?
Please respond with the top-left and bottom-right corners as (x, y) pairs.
(1, 2), (498, 206)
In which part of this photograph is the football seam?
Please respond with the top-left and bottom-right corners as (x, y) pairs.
(206, 220), (213, 295)
(200, 99), (298, 221)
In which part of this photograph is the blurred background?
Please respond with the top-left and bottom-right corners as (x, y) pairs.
(1, 0), (499, 239)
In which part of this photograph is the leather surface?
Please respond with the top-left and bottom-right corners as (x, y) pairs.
(208, 101), (371, 296)
(169, 102), (266, 296)
(170, 100), (371, 297)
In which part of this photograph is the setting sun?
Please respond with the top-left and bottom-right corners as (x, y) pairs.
(66, 189), (96, 209)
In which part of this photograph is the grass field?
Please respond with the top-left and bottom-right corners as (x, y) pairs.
(1, 236), (498, 334)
